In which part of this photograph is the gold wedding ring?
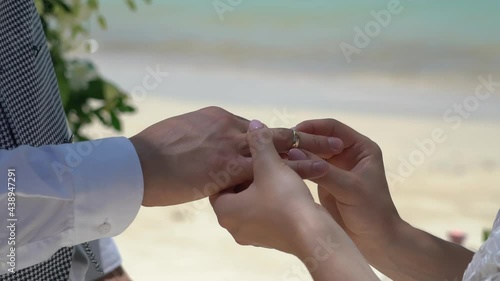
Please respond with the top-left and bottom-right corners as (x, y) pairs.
(291, 129), (300, 149)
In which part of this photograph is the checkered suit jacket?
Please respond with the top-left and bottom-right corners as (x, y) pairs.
(0, 1), (71, 148)
(0, 1), (76, 280)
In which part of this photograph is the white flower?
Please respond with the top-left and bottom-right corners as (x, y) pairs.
(66, 61), (98, 91)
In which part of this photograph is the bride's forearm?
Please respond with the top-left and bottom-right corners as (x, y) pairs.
(364, 221), (474, 281)
(292, 208), (379, 281)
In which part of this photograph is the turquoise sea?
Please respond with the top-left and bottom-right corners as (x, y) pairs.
(74, 0), (500, 121)
(89, 0), (500, 76)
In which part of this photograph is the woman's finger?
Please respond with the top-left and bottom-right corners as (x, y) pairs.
(289, 148), (361, 203)
(247, 120), (283, 180)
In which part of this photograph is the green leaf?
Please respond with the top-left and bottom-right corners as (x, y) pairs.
(40, 0), (142, 140)
(125, 0), (137, 11)
(71, 24), (87, 38)
(483, 229), (492, 242)
(34, 0), (44, 13)
(54, 0), (72, 12)
(97, 14), (107, 30)
(118, 104), (136, 113)
(110, 111), (122, 130)
(88, 0), (99, 10)
(103, 82), (121, 102)
(93, 110), (111, 126)
(83, 79), (105, 99)
(58, 78), (71, 109)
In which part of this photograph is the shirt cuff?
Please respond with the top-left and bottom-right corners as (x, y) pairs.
(72, 137), (143, 244)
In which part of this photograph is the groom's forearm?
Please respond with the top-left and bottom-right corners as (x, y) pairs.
(369, 221), (474, 281)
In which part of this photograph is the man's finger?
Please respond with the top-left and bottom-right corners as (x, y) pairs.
(269, 128), (344, 158)
(223, 155), (253, 189)
(232, 113), (251, 131)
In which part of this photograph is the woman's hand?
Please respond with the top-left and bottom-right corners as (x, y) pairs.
(210, 119), (328, 254)
(293, 119), (474, 281)
(210, 120), (378, 281)
(293, 119), (401, 259)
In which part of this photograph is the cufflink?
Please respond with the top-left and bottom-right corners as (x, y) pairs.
(98, 222), (111, 235)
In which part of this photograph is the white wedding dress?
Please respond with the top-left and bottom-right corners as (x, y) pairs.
(462, 209), (500, 280)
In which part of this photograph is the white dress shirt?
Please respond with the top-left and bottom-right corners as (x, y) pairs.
(0, 137), (144, 277)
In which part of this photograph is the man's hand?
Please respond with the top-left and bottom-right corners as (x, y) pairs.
(130, 107), (343, 207)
